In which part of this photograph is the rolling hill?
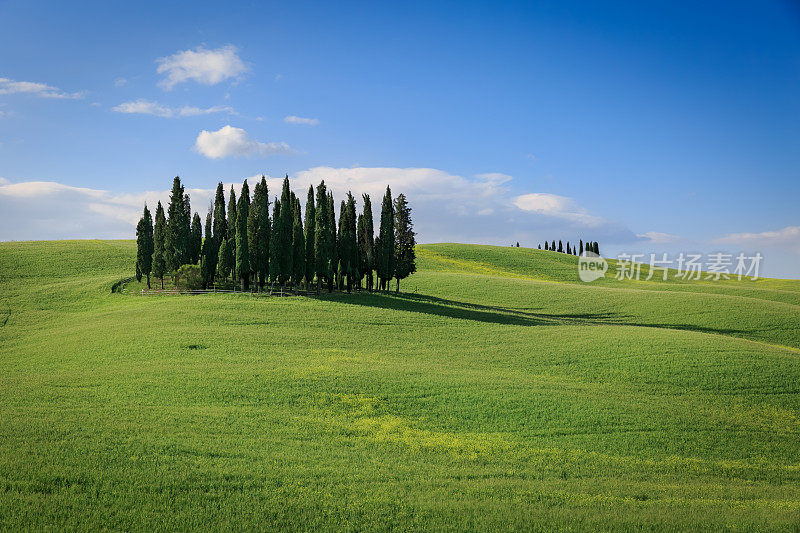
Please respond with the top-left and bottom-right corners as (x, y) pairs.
(1, 240), (799, 530)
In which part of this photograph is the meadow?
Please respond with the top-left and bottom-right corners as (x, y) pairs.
(1, 240), (799, 530)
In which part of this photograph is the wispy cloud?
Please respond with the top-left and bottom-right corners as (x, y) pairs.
(284, 115), (319, 126)
(0, 77), (83, 99)
(114, 77), (128, 87)
(194, 125), (293, 159)
(637, 231), (681, 243)
(156, 45), (248, 90)
(513, 193), (605, 227)
(113, 99), (234, 118)
(715, 225), (800, 252)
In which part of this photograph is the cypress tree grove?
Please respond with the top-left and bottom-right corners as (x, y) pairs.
(213, 182), (226, 248)
(190, 212), (202, 264)
(304, 185), (316, 289)
(279, 176), (293, 291)
(152, 201), (167, 289)
(135, 204), (154, 289)
(235, 180), (251, 290)
(376, 186), (395, 291)
(165, 176), (189, 273)
(393, 193), (416, 292)
(327, 192), (337, 292)
(314, 181), (330, 294)
(360, 194), (375, 292)
(292, 197), (305, 293)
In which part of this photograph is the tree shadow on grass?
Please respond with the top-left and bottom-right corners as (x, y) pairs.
(311, 291), (751, 338)
(312, 291), (625, 327)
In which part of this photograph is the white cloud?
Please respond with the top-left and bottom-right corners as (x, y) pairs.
(113, 99), (234, 118)
(194, 125), (293, 159)
(284, 115), (319, 126)
(513, 193), (604, 226)
(0, 77), (83, 99)
(715, 226), (800, 252)
(636, 231), (681, 243)
(156, 45), (248, 90)
(114, 77), (128, 87)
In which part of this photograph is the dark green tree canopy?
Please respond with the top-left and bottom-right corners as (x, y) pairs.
(393, 193), (416, 290)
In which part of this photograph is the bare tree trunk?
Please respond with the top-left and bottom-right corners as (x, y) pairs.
(146, 274), (151, 289)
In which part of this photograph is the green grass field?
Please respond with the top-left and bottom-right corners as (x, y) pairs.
(1, 240), (799, 530)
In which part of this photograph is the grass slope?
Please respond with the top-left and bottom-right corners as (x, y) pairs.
(1, 241), (799, 530)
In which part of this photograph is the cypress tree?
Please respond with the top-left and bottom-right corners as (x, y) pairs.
(217, 238), (231, 282)
(190, 212), (202, 264)
(551, 240), (556, 251)
(343, 193), (358, 292)
(327, 192), (336, 292)
(292, 197), (305, 293)
(279, 176), (293, 290)
(538, 244), (541, 249)
(376, 186), (395, 291)
(361, 194), (375, 291)
(226, 185), (237, 271)
(304, 185), (316, 289)
(213, 182), (226, 248)
(135, 262), (142, 283)
(393, 193), (416, 292)
(314, 181), (330, 293)
(337, 199), (346, 291)
(165, 176), (189, 273)
(235, 180), (250, 290)
(558, 240), (563, 253)
(254, 177), (270, 290)
(248, 180), (262, 290)
(201, 210), (214, 288)
(136, 204), (154, 289)
(152, 201), (167, 289)
(594, 242), (599, 255)
(579, 240), (584, 255)
(566, 242), (571, 255)
(269, 200), (281, 292)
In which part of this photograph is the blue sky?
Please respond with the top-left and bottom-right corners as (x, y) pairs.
(1, 0), (799, 276)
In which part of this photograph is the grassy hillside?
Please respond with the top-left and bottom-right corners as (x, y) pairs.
(1, 241), (799, 530)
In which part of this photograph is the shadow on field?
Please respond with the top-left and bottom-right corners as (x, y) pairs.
(314, 292), (752, 338)
(315, 291), (622, 327)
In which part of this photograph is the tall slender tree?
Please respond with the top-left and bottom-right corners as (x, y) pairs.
(304, 185), (316, 289)
(339, 193), (358, 292)
(136, 204), (154, 289)
(254, 177), (270, 290)
(313, 182), (330, 293)
(190, 212), (202, 264)
(376, 186), (395, 291)
(292, 197), (305, 293)
(165, 176), (189, 273)
(360, 194), (375, 291)
(217, 238), (231, 282)
(327, 192), (337, 292)
(201, 210), (214, 288)
(226, 185), (237, 272)
(393, 193), (416, 292)
(269, 199), (282, 293)
(213, 182), (226, 248)
(152, 201), (167, 289)
(235, 180), (251, 290)
(279, 176), (293, 291)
